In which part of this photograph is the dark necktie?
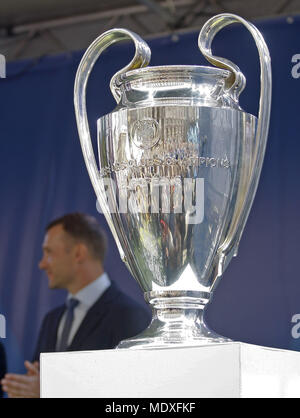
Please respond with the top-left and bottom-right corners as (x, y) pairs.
(57, 298), (79, 352)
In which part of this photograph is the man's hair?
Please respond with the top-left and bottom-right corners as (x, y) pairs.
(46, 213), (107, 263)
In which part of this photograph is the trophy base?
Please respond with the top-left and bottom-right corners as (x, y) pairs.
(117, 291), (232, 349)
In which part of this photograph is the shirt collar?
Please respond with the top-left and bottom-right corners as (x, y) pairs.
(67, 272), (111, 309)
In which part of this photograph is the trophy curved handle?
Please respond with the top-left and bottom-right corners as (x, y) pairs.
(74, 29), (151, 261)
(198, 14), (272, 270)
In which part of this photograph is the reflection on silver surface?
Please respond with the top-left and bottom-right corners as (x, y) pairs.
(74, 14), (271, 348)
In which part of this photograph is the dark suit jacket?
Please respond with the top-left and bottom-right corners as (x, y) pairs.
(33, 282), (151, 361)
(0, 342), (7, 398)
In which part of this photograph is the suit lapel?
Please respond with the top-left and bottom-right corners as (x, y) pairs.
(68, 283), (118, 351)
(49, 306), (66, 352)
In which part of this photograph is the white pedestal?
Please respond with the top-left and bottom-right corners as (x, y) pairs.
(40, 342), (300, 398)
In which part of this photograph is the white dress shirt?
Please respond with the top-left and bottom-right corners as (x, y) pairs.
(56, 273), (111, 350)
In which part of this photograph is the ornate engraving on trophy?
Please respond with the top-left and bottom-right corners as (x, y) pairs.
(131, 118), (160, 149)
(119, 132), (128, 142)
(98, 155), (230, 178)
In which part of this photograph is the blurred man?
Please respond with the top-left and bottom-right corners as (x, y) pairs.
(1, 213), (150, 398)
(0, 342), (6, 398)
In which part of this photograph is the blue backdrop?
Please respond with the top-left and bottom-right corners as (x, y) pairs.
(1, 15), (300, 372)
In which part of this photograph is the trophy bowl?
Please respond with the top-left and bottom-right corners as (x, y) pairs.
(74, 14), (271, 349)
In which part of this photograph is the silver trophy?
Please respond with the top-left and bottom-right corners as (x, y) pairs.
(74, 14), (271, 348)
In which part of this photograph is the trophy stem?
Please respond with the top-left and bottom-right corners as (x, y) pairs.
(117, 291), (232, 349)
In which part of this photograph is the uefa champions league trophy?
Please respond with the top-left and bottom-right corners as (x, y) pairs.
(74, 14), (271, 348)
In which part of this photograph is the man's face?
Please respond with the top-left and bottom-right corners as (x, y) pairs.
(39, 224), (76, 290)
